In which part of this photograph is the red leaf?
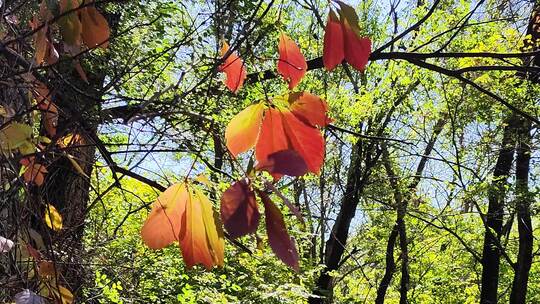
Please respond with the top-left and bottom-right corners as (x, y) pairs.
(323, 9), (344, 71)
(288, 92), (332, 127)
(256, 107), (324, 175)
(80, 5), (110, 49)
(225, 102), (265, 157)
(220, 180), (260, 238)
(259, 191), (299, 271)
(256, 149), (308, 177)
(337, 1), (371, 72)
(277, 33), (307, 89)
(219, 42), (247, 93)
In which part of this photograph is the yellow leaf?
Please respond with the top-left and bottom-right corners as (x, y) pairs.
(0, 122), (32, 151)
(58, 0), (82, 46)
(225, 102), (265, 157)
(44, 204), (63, 231)
(67, 154), (89, 178)
(194, 187), (224, 266)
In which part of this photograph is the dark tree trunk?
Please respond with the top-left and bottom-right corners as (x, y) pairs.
(509, 118), (533, 304)
(480, 115), (517, 304)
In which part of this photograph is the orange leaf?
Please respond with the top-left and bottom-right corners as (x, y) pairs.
(225, 102), (265, 157)
(80, 5), (110, 49)
(140, 183), (188, 249)
(277, 33), (307, 89)
(219, 42), (247, 93)
(255, 108), (289, 166)
(323, 9), (344, 71)
(259, 191), (299, 271)
(30, 16), (48, 65)
(256, 108), (324, 175)
(141, 182), (223, 269)
(288, 92), (332, 127)
(20, 158), (48, 186)
(220, 180), (260, 238)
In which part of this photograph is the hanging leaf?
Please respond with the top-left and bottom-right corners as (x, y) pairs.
(141, 183), (188, 249)
(58, 0), (82, 46)
(220, 179), (260, 238)
(255, 149), (308, 177)
(14, 289), (45, 304)
(219, 41), (247, 93)
(259, 191), (299, 271)
(80, 5), (110, 49)
(277, 33), (307, 89)
(225, 102), (265, 157)
(0, 236), (14, 253)
(323, 9), (344, 70)
(141, 182), (224, 269)
(44, 204), (63, 231)
(30, 16), (48, 65)
(288, 92), (332, 127)
(256, 108), (324, 175)
(180, 186), (224, 269)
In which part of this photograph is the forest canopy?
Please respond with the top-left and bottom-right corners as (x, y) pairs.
(1, 0), (540, 303)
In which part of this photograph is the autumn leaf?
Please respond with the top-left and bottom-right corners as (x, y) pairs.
(277, 33), (307, 89)
(58, 0), (82, 46)
(259, 191), (299, 271)
(0, 122), (33, 152)
(141, 182), (224, 269)
(323, 9), (344, 70)
(323, 4), (371, 72)
(220, 179), (260, 238)
(38, 260), (56, 279)
(219, 41), (247, 93)
(225, 102), (265, 157)
(30, 16), (48, 65)
(80, 5), (110, 49)
(255, 149), (308, 177)
(288, 92), (332, 127)
(256, 108), (324, 175)
(20, 158), (48, 186)
(141, 182), (188, 249)
(44, 204), (62, 231)
(180, 186), (224, 269)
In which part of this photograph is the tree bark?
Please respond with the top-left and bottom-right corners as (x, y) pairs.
(480, 115), (517, 304)
(509, 118), (533, 304)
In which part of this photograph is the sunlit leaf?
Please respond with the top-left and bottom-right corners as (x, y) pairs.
(225, 102), (265, 157)
(220, 179), (260, 238)
(219, 41), (247, 93)
(80, 5), (110, 49)
(141, 182), (188, 249)
(288, 92), (332, 127)
(259, 191), (299, 271)
(44, 204), (62, 231)
(337, 1), (371, 71)
(277, 33), (307, 89)
(191, 187), (224, 268)
(323, 9), (344, 70)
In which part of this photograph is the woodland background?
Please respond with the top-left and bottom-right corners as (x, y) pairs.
(1, 0), (540, 303)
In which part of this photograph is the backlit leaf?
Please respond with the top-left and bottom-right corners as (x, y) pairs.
(192, 187), (224, 267)
(225, 102), (264, 157)
(323, 9), (344, 70)
(277, 33), (307, 89)
(256, 149), (308, 177)
(44, 204), (62, 231)
(255, 107), (289, 166)
(288, 92), (332, 127)
(58, 0), (82, 46)
(80, 5), (110, 49)
(337, 2), (371, 71)
(259, 191), (299, 271)
(219, 42), (247, 93)
(220, 179), (260, 238)
(141, 183), (188, 249)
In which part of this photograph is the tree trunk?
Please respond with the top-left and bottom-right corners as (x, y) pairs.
(509, 118), (533, 304)
(480, 115), (517, 304)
